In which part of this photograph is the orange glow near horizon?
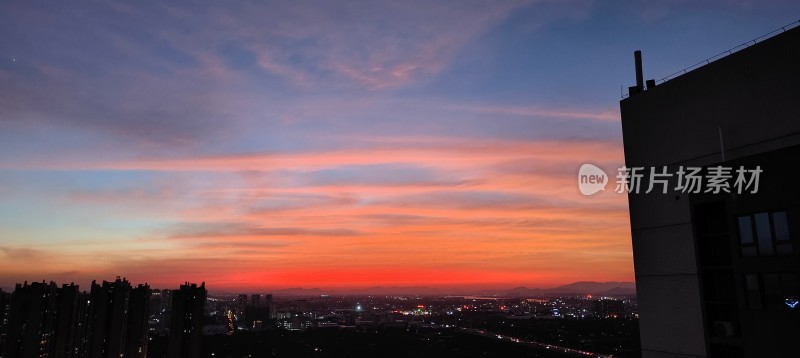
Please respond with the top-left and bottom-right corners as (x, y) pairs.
(0, 0), (655, 293)
(0, 137), (633, 292)
(4, 0), (799, 296)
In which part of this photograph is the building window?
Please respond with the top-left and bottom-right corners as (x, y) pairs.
(754, 213), (774, 255)
(738, 216), (756, 257)
(763, 273), (782, 310)
(737, 211), (793, 257)
(773, 211), (793, 255)
(742, 273), (799, 310)
(744, 274), (761, 309)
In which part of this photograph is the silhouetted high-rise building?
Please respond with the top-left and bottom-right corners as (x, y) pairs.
(2, 279), (172, 358)
(52, 283), (87, 358)
(160, 289), (173, 315)
(85, 277), (132, 358)
(3, 281), (59, 357)
(265, 294), (275, 319)
(621, 25), (800, 357)
(236, 293), (248, 316)
(0, 288), (10, 354)
(2, 282), (87, 358)
(124, 284), (150, 358)
(149, 289), (163, 316)
(83, 277), (149, 358)
(168, 282), (206, 358)
(148, 288), (171, 336)
(250, 293), (261, 307)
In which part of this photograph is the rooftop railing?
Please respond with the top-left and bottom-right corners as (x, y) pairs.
(621, 19), (800, 99)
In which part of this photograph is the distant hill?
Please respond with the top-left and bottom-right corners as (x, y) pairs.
(598, 286), (637, 296)
(495, 282), (636, 297)
(546, 281), (636, 295)
(499, 286), (546, 297)
(346, 286), (440, 295)
(273, 287), (325, 296)
(266, 281), (636, 297)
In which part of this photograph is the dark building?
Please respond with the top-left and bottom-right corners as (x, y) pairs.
(3, 281), (59, 357)
(265, 294), (275, 319)
(244, 305), (270, 331)
(125, 284), (151, 358)
(250, 294), (261, 307)
(2, 282), (86, 358)
(168, 282), (207, 358)
(0, 288), (10, 354)
(236, 294), (248, 316)
(52, 284), (88, 358)
(149, 288), (170, 316)
(148, 288), (172, 336)
(2, 279), (166, 358)
(85, 277), (132, 358)
(159, 289), (173, 316)
(243, 293), (271, 330)
(81, 277), (151, 358)
(593, 298), (624, 318)
(620, 24), (800, 357)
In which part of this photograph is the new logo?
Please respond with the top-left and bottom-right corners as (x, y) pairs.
(578, 164), (608, 196)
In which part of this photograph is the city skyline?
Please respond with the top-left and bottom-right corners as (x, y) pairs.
(2, 1), (800, 291)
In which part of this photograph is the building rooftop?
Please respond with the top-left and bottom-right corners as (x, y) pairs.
(622, 19), (800, 99)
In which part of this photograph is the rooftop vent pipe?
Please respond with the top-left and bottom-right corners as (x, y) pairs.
(634, 50), (644, 93)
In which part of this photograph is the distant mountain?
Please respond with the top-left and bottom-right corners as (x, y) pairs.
(500, 286), (546, 296)
(354, 286), (438, 295)
(494, 282), (635, 297)
(267, 281), (636, 297)
(546, 281), (636, 294)
(274, 286), (443, 296)
(273, 287), (325, 296)
(598, 286), (637, 296)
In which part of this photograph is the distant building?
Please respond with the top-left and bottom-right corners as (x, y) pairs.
(2, 281), (87, 358)
(250, 293), (261, 307)
(81, 277), (151, 358)
(160, 289), (173, 315)
(0, 288), (12, 354)
(244, 305), (270, 331)
(52, 283), (88, 358)
(265, 294), (275, 319)
(149, 288), (171, 316)
(236, 293), (248, 316)
(148, 288), (172, 336)
(295, 299), (308, 313)
(621, 25), (800, 357)
(85, 277), (133, 357)
(125, 284), (151, 358)
(168, 282), (207, 358)
(593, 298), (624, 318)
(3, 281), (60, 357)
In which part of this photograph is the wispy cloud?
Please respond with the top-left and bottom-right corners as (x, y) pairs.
(0, 0), (651, 290)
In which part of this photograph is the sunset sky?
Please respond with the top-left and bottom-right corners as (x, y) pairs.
(1, 1), (798, 292)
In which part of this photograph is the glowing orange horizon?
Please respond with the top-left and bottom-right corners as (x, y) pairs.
(0, 137), (633, 292)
